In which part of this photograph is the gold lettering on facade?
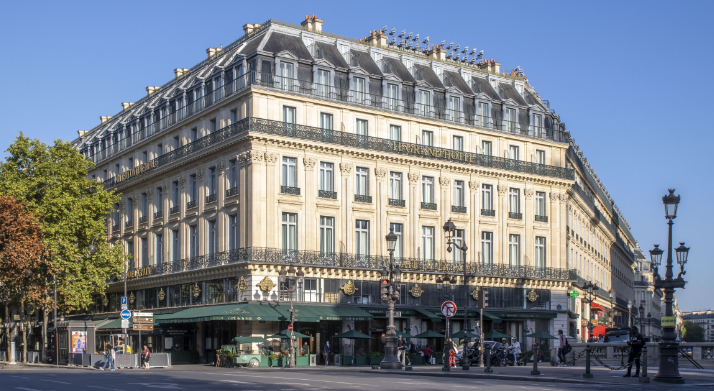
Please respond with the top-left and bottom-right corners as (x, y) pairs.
(340, 280), (359, 295)
(116, 160), (157, 184)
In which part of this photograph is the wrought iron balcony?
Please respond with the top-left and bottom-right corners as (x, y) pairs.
(481, 209), (496, 217)
(206, 193), (217, 204)
(421, 202), (437, 211)
(170, 205), (180, 215)
(226, 187), (239, 197)
(509, 212), (523, 220)
(535, 215), (548, 223)
(125, 220), (133, 228)
(389, 198), (405, 207)
(319, 190), (337, 199)
(112, 224), (120, 232)
(281, 186), (301, 195)
(354, 194), (372, 203)
(139, 216), (148, 224)
(452, 205), (467, 214)
(154, 210), (163, 219)
(186, 200), (197, 210)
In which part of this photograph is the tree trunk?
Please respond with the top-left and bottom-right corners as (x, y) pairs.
(21, 301), (27, 363)
(42, 307), (48, 363)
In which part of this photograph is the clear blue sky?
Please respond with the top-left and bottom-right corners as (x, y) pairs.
(1, 1), (712, 312)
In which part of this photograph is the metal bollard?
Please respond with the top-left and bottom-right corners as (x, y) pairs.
(639, 345), (650, 383)
(583, 345), (593, 378)
(9, 341), (17, 364)
(484, 346), (493, 373)
(531, 345), (540, 376)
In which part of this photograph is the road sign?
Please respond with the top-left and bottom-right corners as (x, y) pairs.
(121, 296), (127, 305)
(121, 304), (128, 310)
(133, 324), (153, 331)
(288, 324), (293, 331)
(134, 312), (153, 317)
(441, 301), (457, 317)
(661, 316), (676, 327)
(120, 310), (131, 320)
(121, 319), (129, 329)
(133, 317), (153, 324)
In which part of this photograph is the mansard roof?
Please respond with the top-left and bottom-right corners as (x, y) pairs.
(413, 64), (444, 89)
(351, 50), (382, 76)
(383, 57), (413, 82)
(471, 77), (501, 101)
(444, 70), (472, 95)
(500, 83), (528, 106)
(262, 32), (312, 60)
(315, 42), (349, 69)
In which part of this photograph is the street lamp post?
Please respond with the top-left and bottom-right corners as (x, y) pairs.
(628, 300), (632, 328)
(279, 263), (304, 369)
(650, 189), (689, 384)
(639, 303), (645, 339)
(647, 313), (651, 342)
(380, 229), (402, 370)
(436, 275), (456, 372)
(582, 281), (599, 341)
(443, 219), (471, 371)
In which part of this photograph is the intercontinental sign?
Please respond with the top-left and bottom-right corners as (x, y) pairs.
(115, 161), (157, 184)
(391, 141), (477, 163)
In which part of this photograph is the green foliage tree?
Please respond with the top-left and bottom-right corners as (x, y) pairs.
(682, 320), (704, 342)
(0, 133), (124, 312)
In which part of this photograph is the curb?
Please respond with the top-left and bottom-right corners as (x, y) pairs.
(358, 369), (615, 385)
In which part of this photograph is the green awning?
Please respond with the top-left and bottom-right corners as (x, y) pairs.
(331, 330), (373, 339)
(484, 330), (511, 339)
(414, 330), (446, 338)
(487, 311), (557, 319)
(96, 319), (122, 330)
(268, 330), (311, 339)
(157, 303), (373, 324)
(232, 336), (268, 344)
(415, 308), (441, 321)
(444, 310), (502, 323)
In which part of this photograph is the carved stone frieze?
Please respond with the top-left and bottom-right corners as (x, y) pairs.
(468, 180), (479, 191)
(339, 162), (352, 175)
(439, 176), (450, 187)
(549, 192), (560, 202)
(497, 184), (508, 195)
(216, 160), (226, 172)
(265, 152), (279, 165)
(560, 193), (570, 203)
(524, 188), (534, 199)
(304, 157), (317, 170)
(196, 169), (204, 181)
(374, 167), (387, 179)
(408, 172), (419, 183)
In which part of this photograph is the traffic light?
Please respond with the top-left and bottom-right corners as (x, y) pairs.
(381, 278), (390, 299)
(478, 289), (489, 308)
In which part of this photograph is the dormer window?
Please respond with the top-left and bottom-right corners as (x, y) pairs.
(316, 69), (330, 97)
(477, 102), (490, 128)
(386, 84), (398, 111)
(447, 96), (461, 122)
(353, 77), (366, 104)
(279, 62), (294, 91)
(504, 108), (516, 132)
(417, 90), (430, 117)
(532, 113), (543, 137)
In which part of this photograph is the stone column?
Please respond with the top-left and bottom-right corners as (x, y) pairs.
(340, 163), (353, 254)
(524, 188), (534, 266)
(180, 176), (187, 259)
(375, 167), (387, 256)
(408, 172), (419, 258)
(439, 176), (450, 260)
(238, 153), (248, 248)
(559, 192), (569, 269)
(468, 180), (480, 263)
(216, 160), (226, 251)
(549, 192), (560, 268)
(246, 151), (265, 248)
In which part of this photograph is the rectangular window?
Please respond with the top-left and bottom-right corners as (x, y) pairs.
(127, 241), (134, 266)
(208, 220), (216, 255)
(536, 150), (545, 165)
(190, 128), (197, 142)
(509, 234), (520, 267)
(156, 143), (163, 157)
(230, 109), (238, 124)
(172, 229), (179, 262)
(390, 223), (403, 259)
(535, 237), (547, 269)
(422, 176), (434, 203)
(173, 136), (180, 150)
(128, 157), (134, 169)
(389, 172), (402, 200)
(389, 125), (401, 141)
(316, 69), (330, 97)
(229, 214), (238, 251)
(453, 136), (464, 152)
(156, 234), (163, 265)
(142, 151), (147, 164)
(418, 90), (430, 116)
(303, 278), (319, 302)
(281, 213), (297, 252)
(509, 188), (520, 213)
(172, 181), (179, 208)
(354, 77), (365, 104)
(453, 229), (465, 263)
(482, 140), (492, 156)
(477, 102), (489, 127)
(228, 159), (238, 190)
(453, 180), (465, 207)
(355, 119), (368, 136)
(422, 226), (435, 261)
(208, 167), (216, 196)
(536, 191), (546, 216)
(421, 130), (433, 147)
(481, 232), (493, 265)
(319, 162), (334, 192)
(282, 157), (297, 187)
(319, 216), (334, 255)
(355, 220), (370, 259)
(509, 145), (519, 160)
(505, 108), (516, 132)
(279, 62), (294, 90)
(448, 96), (460, 121)
(127, 198), (133, 221)
(320, 112), (333, 130)
(189, 174), (197, 201)
(355, 167), (369, 196)
(386, 84), (398, 110)
(532, 114), (543, 136)
(209, 119), (216, 133)
(141, 192), (147, 218)
(189, 225), (198, 258)
(156, 187), (163, 212)
(141, 237), (148, 267)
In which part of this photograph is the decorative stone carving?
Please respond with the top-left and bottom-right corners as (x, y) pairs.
(248, 151), (263, 165)
(408, 172), (419, 183)
(304, 157), (317, 170)
(162, 182), (169, 191)
(257, 276), (275, 292)
(471, 287), (480, 300)
(192, 283), (201, 298)
(340, 280), (359, 295)
(439, 176), (450, 187)
(524, 188), (534, 199)
(339, 162), (352, 175)
(374, 167), (387, 179)
(264, 152), (279, 165)
(216, 160), (226, 172)
(497, 184), (508, 195)
(196, 169), (204, 181)
(118, 200), (125, 210)
(146, 188), (154, 200)
(549, 192), (560, 202)
(180, 176), (186, 188)
(468, 180), (479, 191)
(409, 284), (424, 298)
(527, 289), (539, 302)
(560, 193), (570, 203)
(158, 288), (166, 301)
(237, 276), (248, 292)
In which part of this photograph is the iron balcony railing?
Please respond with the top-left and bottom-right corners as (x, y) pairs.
(354, 194), (372, 203)
(452, 205), (467, 214)
(319, 190), (337, 199)
(421, 202), (437, 210)
(170, 205), (180, 215)
(125, 220), (133, 228)
(112, 224), (120, 232)
(509, 212), (523, 220)
(535, 215), (548, 223)
(281, 186), (301, 195)
(139, 216), (148, 224)
(389, 198), (405, 207)
(481, 209), (496, 217)
(226, 187), (239, 197)
(120, 246), (576, 282)
(154, 210), (163, 219)
(103, 117), (574, 190)
(206, 194), (217, 203)
(186, 200), (197, 210)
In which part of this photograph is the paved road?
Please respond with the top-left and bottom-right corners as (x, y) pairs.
(0, 366), (708, 391)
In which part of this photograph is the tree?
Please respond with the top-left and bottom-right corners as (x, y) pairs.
(0, 133), (125, 360)
(682, 321), (704, 342)
(0, 195), (46, 362)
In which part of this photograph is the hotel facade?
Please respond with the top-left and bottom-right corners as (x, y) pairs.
(72, 16), (637, 363)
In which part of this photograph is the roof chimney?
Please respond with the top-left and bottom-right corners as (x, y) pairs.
(121, 102), (134, 111)
(174, 68), (190, 79)
(146, 86), (161, 96)
(301, 15), (322, 32)
(77, 130), (88, 138)
(428, 45), (446, 61)
(366, 29), (387, 47)
(99, 116), (113, 124)
(243, 23), (260, 36)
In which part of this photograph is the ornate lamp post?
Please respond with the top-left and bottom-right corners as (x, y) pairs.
(380, 229), (402, 370)
(628, 300), (632, 328)
(650, 189), (689, 384)
(639, 303), (645, 337)
(279, 263), (304, 368)
(647, 313), (652, 342)
(436, 274), (456, 372)
(443, 219), (471, 371)
(582, 281), (599, 340)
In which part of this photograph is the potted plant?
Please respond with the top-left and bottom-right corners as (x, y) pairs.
(367, 351), (382, 365)
(269, 353), (281, 367)
(355, 352), (368, 366)
(433, 350), (443, 364)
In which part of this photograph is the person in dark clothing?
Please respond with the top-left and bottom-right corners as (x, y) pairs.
(624, 326), (644, 377)
(323, 342), (331, 366)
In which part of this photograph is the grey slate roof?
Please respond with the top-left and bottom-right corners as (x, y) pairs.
(239, 33), (267, 55)
(500, 83), (528, 106)
(383, 57), (415, 82)
(350, 50), (382, 75)
(315, 42), (349, 68)
(262, 32), (312, 61)
(471, 77), (501, 101)
(444, 70), (472, 95)
(414, 64), (444, 89)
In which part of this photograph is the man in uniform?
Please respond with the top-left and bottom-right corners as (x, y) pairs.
(624, 325), (644, 377)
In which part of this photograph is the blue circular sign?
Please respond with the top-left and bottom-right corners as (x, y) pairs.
(120, 310), (131, 320)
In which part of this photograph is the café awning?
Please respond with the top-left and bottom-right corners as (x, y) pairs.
(157, 303), (373, 324)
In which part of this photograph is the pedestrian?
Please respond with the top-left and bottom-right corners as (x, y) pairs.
(397, 336), (411, 366)
(598, 334), (604, 343)
(302, 342), (309, 356)
(623, 326), (644, 377)
(510, 337), (521, 364)
(323, 341), (331, 366)
(557, 330), (567, 367)
(101, 345), (115, 371)
(448, 339), (457, 368)
(422, 346), (432, 365)
(141, 345), (151, 369)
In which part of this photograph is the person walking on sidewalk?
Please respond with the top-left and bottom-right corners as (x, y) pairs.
(447, 338), (457, 368)
(423, 346), (432, 365)
(141, 345), (151, 369)
(397, 336), (411, 366)
(624, 326), (644, 377)
(557, 330), (567, 367)
(323, 341), (331, 366)
(101, 345), (115, 371)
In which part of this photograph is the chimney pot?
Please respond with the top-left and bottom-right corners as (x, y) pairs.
(146, 86), (161, 96)
(77, 130), (88, 138)
(99, 116), (113, 124)
(242, 23), (255, 36)
(121, 102), (134, 111)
